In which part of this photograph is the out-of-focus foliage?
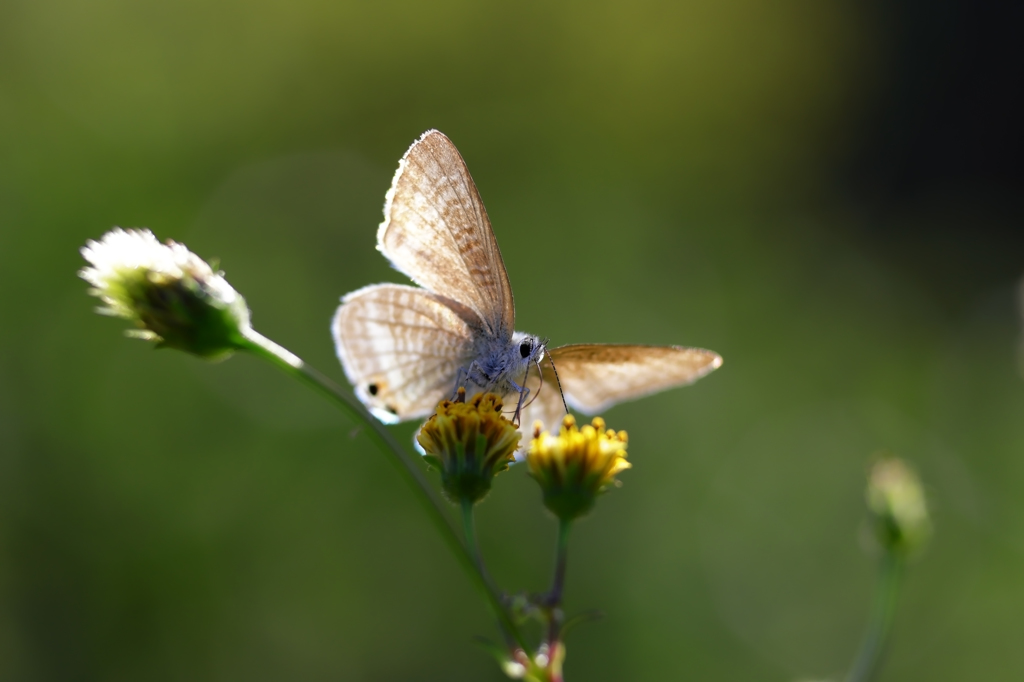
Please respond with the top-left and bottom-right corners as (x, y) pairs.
(0, 0), (1021, 680)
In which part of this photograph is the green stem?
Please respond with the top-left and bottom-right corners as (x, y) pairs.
(545, 518), (572, 645)
(461, 499), (516, 650)
(460, 499), (488, 585)
(845, 550), (903, 682)
(239, 328), (527, 651)
(549, 518), (572, 605)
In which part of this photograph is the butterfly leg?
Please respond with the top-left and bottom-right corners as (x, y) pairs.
(451, 366), (470, 401)
(507, 378), (531, 427)
(456, 361), (498, 402)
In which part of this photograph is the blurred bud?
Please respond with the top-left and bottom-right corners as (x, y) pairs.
(417, 389), (520, 505)
(505, 643), (566, 682)
(80, 228), (250, 359)
(866, 457), (931, 555)
(527, 415), (630, 521)
(502, 659), (527, 679)
(531, 642), (565, 682)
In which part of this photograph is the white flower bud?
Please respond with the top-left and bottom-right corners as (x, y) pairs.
(80, 228), (250, 359)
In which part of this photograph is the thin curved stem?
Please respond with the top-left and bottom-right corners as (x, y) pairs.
(239, 328), (527, 651)
(461, 499), (516, 650)
(845, 550), (903, 682)
(461, 499), (490, 587)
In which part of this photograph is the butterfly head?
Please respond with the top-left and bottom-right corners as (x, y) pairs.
(511, 331), (547, 370)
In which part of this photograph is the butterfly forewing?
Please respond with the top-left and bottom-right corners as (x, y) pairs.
(332, 284), (475, 422)
(547, 344), (723, 414)
(377, 130), (515, 337)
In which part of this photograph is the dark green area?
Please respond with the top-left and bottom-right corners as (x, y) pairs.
(1, 1), (1022, 680)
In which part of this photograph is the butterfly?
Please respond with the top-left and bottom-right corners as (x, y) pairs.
(332, 130), (721, 442)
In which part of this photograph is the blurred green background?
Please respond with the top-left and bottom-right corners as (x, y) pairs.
(1, 0), (1022, 680)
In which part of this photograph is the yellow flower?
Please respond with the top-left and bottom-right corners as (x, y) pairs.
(866, 457), (931, 555)
(80, 228), (250, 359)
(417, 389), (521, 504)
(526, 415), (630, 521)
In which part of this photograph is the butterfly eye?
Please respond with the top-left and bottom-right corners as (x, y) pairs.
(519, 341), (533, 359)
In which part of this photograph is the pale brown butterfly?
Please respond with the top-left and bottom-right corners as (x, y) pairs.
(331, 130), (722, 442)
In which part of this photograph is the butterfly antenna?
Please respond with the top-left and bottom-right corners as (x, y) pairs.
(545, 354), (570, 415)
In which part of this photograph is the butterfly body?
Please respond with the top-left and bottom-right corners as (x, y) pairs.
(464, 330), (546, 401)
(332, 130), (722, 440)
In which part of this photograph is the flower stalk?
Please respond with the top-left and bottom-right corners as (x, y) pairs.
(544, 516), (572, 654)
(548, 518), (571, 610)
(239, 329), (528, 652)
(845, 550), (903, 682)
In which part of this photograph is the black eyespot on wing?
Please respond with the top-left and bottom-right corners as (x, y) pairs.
(385, 404), (398, 415)
(367, 383), (379, 396)
(519, 341), (532, 358)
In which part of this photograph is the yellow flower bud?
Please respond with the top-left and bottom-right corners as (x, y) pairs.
(417, 389), (521, 504)
(526, 415), (630, 521)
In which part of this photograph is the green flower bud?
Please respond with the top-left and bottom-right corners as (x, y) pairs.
(866, 457), (931, 555)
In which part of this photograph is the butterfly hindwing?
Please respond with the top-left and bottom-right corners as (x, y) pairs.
(331, 284), (475, 422)
(377, 130), (515, 337)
